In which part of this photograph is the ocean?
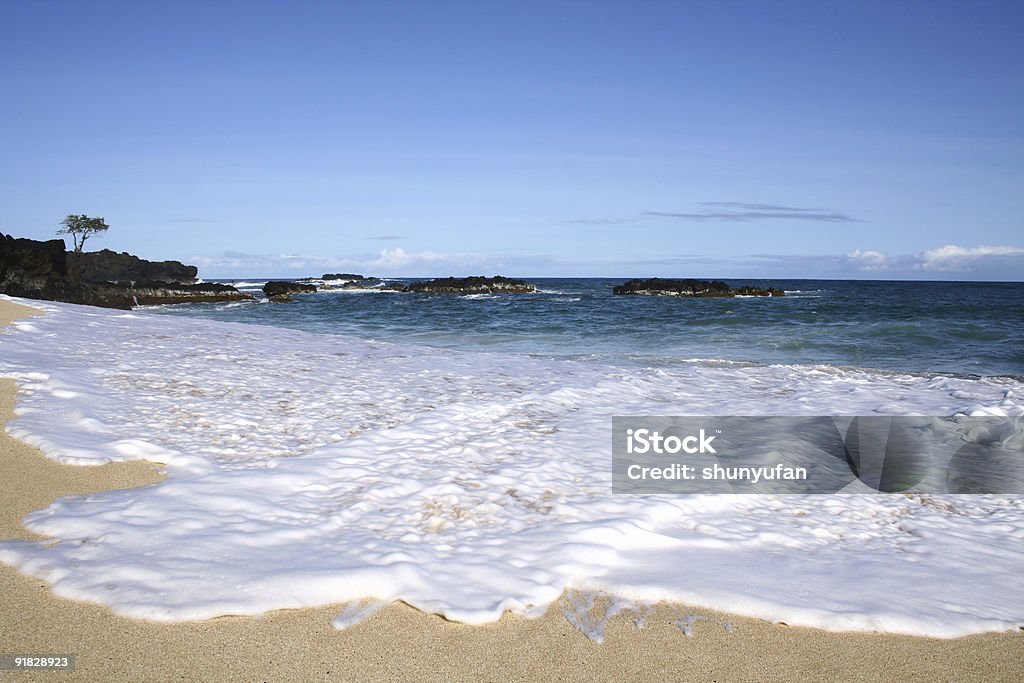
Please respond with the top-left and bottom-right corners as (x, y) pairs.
(153, 278), (1024, 378)
(1, 279), (1023, 638)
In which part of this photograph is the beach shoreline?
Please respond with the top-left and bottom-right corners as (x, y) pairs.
(1, 297), (1022, 681)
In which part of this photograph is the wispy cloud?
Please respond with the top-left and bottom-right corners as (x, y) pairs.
(365, 235), (405, 241)
(701, 202), (824, 211)
(557, 218), (637, 225)
(646, 201), (861, 223)
(675, 243), (1024, 280)
(171, 217), (216, 223)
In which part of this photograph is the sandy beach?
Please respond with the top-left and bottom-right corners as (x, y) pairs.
(1, 298), (1022, 682)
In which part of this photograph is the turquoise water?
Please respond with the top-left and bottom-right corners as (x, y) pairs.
(151, 278), (1024, 378)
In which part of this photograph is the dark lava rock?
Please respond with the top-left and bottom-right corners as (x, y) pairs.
(1, 233), (250, 309)
(612, 278), (733, 297)
(340, 279), (373, 290)
(321, 273), (365, 280)
(336, 279), (408, 292)
(613, 278), (784, 297)
(0, 234), (68, 292)
(129, 281), (254, 305)
(69, 281), (252, 309)
(406, 275), (535, 294)
(68, 249), (198, 284)
(338, 278), (385, 290)
(263, 280), (318, 302)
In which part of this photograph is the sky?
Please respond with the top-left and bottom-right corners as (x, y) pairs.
(1, 0), (1022, 280)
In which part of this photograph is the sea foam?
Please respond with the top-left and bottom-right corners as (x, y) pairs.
(1, 297), (1023, 636)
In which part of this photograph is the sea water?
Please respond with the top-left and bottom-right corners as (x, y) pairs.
(156, 278), (1024, 378)
(0, 279), (1022, 637)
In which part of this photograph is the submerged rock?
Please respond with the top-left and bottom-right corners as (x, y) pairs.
(612, 278), (784, 297)
(406, 275), (535, 294)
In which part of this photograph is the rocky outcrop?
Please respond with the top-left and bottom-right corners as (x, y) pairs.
(333, 278), (408, 292)
(0, 233), (250, 309)
(0, 233), (133, 307)
(47, 282), (253, 309)
(406, 276), (535, 294)
(612, 278), (732, 297)
(340, 279), (378, 290)
(330, 276), (534, 294)
(612, 278), (784, 297)
(129, 282), (253, 305)
(68, 249), (198, 284)
(0, 234), (68, 289)
(321, 272), (365, 281)
(263, 280), (318, 302)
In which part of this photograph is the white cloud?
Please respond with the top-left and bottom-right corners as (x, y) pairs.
(917, 244), (1024, 271)
(839, 244), (1024, 276)
(846, 249), (890, 271)
(189, 252), (333, 275)
(368, 247), (478, 270)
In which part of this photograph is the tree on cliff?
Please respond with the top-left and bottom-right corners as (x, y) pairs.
(57, 214), (109, 252)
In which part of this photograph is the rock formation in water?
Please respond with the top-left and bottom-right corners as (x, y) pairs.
(405, 276), (536, 294)
(339, 278), (379, 290)
(321, 272), (365, 281)
(0, 233), (250, 309)
(612, 278), (784, 297)
(263, 280), (318, 302)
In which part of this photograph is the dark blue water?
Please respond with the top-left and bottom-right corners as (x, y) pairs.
(150, 279), (1024, 378)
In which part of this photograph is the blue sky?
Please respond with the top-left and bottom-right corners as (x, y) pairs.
(1, 0), (1022, 279)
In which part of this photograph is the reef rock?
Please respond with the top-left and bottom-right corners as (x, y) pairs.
(128, 281), (254, 306)
(321, 272), (365, 281)
(263, 280), (318, 302)
(612, 278), (784, 297)
(406, 276), (535, 294)
(612, 278), (732, 297)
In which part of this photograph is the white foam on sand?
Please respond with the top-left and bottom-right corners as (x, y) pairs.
(1, 298), (1023, 636)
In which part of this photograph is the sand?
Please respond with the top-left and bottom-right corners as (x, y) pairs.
(1, 297), (1021, 682)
